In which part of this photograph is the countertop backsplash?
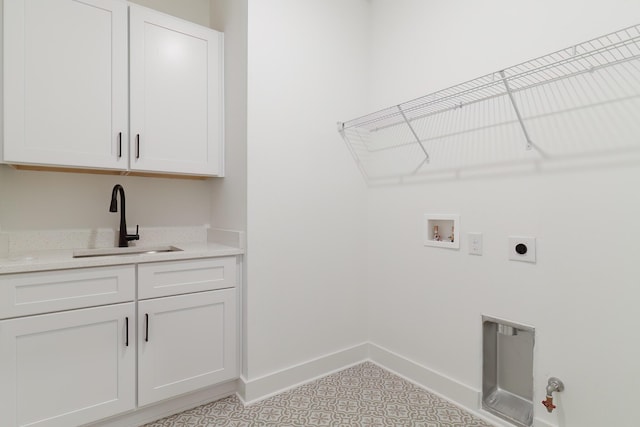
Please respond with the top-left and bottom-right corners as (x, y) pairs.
(0, 233), (8, 258)
(1, 226), (210, 254)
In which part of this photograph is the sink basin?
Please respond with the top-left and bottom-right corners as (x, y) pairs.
(73, 246), (183, 258)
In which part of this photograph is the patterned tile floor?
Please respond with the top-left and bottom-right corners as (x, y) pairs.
(144, 362), (492, 427)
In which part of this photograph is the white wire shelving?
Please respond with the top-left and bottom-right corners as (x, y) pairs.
(338, 24), (640, 184)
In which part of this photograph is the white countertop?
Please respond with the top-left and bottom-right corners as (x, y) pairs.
(0, 227), (245, 275)
(0, 241), (244, 274)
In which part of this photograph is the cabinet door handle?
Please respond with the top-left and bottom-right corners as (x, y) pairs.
(145, 313), (149, 342)
(136, 134), (140, 159)
(125, 316), (129, 347)
(118, 132), (122, 158)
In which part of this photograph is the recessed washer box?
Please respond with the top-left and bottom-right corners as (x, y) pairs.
(508, 236), (536, 263)
(423, 214), (459, 249)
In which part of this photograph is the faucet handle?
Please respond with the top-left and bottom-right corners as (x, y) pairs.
(127, 225), (140, 241)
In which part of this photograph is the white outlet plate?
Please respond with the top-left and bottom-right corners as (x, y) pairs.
(508, 236), (536, 263)
(468, 232), (483, 255)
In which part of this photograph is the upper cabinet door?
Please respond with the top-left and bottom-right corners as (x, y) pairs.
(129, 5), (224, 177)
(3, 0), (128, 170)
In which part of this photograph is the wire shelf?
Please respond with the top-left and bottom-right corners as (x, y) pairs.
(338, 24), (640, 183)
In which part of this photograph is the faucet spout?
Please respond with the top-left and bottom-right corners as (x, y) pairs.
(109, 184), (140, 247)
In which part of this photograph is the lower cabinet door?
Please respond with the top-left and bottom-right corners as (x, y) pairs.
(0, 303), (136, 427)
(138, 289), (237, 406)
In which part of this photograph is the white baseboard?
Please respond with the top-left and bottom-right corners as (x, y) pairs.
(87, 380), (238, 427)
(474, 409), (556, 427)
(239, 342), (479, 412)
(368, 343), (557, 427)
(108, 342), (556, 427)
(239, 342), (369, 404)
(240, 342), (558, 427)
(533, 417), (557, 427)
(367, 343), (482, 415)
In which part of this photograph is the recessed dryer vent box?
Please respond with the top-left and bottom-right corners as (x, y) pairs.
(483, 316), (535, 427)
(423, 214), (459, 249)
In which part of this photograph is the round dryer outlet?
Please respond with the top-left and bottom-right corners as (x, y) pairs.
(509, 237), (536, 263)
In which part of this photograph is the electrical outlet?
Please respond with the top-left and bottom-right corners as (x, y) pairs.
(468, 232), (483, 255)
(508, 236), (536, 263)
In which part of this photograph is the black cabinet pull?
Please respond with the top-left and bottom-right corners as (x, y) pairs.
(125, 316), (129, 347)
(145, 313), (149, 342)
(118, 132), (122, 158)
(136, 134), (140, 159)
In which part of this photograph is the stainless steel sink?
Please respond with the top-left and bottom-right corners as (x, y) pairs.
(73, 246), (183, 258)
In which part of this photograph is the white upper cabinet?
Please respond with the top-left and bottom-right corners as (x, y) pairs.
(129, 5), (224, 177)
(2, 0), (129, 170)
(2, 1), (224, 177)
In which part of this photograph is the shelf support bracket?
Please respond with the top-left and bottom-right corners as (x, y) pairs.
(397, 106), (430, 163)
(499, 70), (533, 151)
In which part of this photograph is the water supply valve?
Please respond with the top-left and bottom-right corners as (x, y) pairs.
(542, 377), (565, 413)
(542, 396), (556, 412)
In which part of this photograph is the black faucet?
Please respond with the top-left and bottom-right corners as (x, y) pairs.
(109, 184), (140, 247)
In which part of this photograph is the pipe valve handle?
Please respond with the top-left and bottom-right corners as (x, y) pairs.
(542, 396), (556, 413)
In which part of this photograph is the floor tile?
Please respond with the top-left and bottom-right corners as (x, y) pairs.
(143, 362), (492, 427)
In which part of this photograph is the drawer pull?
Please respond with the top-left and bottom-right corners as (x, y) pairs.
(125, 316), (129, 347)
(145, 313), (149, 342)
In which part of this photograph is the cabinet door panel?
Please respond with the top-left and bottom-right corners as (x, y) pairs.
(138, 289), (237, 406)
(0, 303), (135, 427)
(3, 0), (128, 169)
(130, 4), (223, 176)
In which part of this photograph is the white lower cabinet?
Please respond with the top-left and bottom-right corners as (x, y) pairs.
(138, 289), (237, 406)
(0, 256), (239, 427)
(0, 303), (136, 427)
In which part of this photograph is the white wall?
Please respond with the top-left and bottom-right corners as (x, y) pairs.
(245, 0), (370, 380)
(368, 0), (640, 110)
(130, 0), (210, 27)
(366, 1), (640, 426)
(209, 0), (249, 380)
(0, 168), (212, 231)
(5, 2), (639, 425)
(0, 1), (215, 233)
(209, 0), (247, 232)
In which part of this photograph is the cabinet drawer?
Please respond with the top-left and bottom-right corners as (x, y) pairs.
(138, 257), (236, 299)
(0, 266), (135, 320)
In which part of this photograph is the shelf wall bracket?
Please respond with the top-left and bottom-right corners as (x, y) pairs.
(397, 106), (430, 163)
(499, 70), (533, 151)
